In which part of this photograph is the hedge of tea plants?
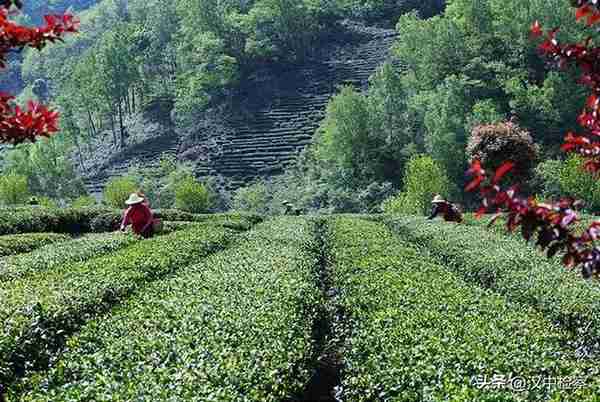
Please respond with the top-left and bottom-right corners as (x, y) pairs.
(0, 233), (138, 281)
(0, 223), (239, 386)
(0, 233), (71, 257)
(0, 207), (115, 234)
(385, 216), (600, 343)
(327, 217), (599, 401)
(14, 217), (321, 401)
(0, 220), (210, 282)
(0, 207), (263, 234)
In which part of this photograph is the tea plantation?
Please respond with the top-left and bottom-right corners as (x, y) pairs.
(1, 208), (600, 401)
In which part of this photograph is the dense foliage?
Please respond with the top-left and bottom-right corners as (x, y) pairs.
(464, 1), (600, 278)
(0, 0), (447, 205)
(328, 217), (599, 401)
(0, 232), (69, 257)
(269, 0), (593, 213)
(0, 220), (241, 387)
(14, 218), (320, 400)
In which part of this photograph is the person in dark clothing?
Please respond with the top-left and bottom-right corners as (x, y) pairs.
(283, 200), (302, 215)
(428, 194), (463, 223)
(283, 200), (293, 215)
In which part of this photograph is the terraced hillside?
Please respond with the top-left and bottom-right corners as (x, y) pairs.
(2, 208), (600, 401)
(83, 20), (397, 195)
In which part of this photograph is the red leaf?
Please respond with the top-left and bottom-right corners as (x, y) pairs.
(530, 20), (543, 37)
(587, 12), (600, 26)
(475, 206), (487, 218)
(576, 5), (592, 21)
(465, 176), (484, 192)
(492, 161), (515, 185)
(467, 159), (484, 176)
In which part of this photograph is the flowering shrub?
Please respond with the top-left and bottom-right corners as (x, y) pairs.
(466, 121), (539, 181)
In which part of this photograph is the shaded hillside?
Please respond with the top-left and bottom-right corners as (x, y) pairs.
(83, 20), (398, 194)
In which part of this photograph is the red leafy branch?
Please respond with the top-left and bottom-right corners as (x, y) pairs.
(467, 1), (600, 278)
(0, 1), (78, 145)
(466, 160), (600, 278)
(530, 1), (600, 172)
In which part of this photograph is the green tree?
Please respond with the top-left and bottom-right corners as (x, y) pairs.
(3, 135), (87, 201)
(0, 174), (30, 206)
(174, 31), (239, 125)
(103, 176), (138, 208)
(174, 175), (211, 213)
(232, 180), (271, 214)
(381, 155), (453, 215)
(366, 62), (418, 183)
(316, 86), (376, 185)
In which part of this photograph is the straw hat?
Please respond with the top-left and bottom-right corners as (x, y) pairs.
(431, 195), (446, 204)
(125, 193), (145, 205)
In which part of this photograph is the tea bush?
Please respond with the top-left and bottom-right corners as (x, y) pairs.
(0, 223), (238, 386)
(15, 218), (320, 401)
(0, 233), (138, 281)
(0, 207), (116, 235)
(0, 207), (263, 235)
(385, 216), (600, 343)
(327, 217), (599, 401)
(0, 233), (70, 257)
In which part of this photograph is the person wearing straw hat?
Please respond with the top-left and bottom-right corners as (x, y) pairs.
(120, 192), (157, 238)
(282, 200), (302, 216)
(428, 194), (463, 223)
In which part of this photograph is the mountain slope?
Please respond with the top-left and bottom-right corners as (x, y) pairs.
(83, 20), (398, 194)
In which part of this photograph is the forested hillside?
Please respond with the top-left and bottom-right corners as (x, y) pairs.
(2, 0), (598, 218)
(0, 0), (444, 207)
